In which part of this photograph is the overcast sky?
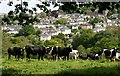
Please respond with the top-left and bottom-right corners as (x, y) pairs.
(0, 0), (59, 13)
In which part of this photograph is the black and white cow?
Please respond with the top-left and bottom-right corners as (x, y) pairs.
(8, 47), (24, 60)
(69, 50), (79, 59)
(102, 48), (118, 61)
(87, 54), (99, 60)
(25, 45), (47, 61)
(116, 52), (120, 60)
(79, 54), (88, 60)
(48, 46), (72, 60)
(47, 46), (58, 60)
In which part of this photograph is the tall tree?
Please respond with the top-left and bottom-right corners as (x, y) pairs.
(72, 29), (95, 49)
(1, 1), (59, 36)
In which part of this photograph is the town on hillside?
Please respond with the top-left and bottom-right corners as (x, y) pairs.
(1, 12), (120, 41)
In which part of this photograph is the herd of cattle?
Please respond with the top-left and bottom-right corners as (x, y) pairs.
(7, 45), (120, 61)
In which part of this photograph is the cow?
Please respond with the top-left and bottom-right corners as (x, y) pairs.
(8, 47), (24, 60)
(69, 50), (79, 59)
(47, 46), (72, 60)
(57, 46), (72, 60)
(102, 48), (118, 61)
(87, 54), (99, 60)
(48, 46), (58, 60)
(25, 45), (47, 61)
(115, 53), (120, 60)
(79, 54), (88, 60)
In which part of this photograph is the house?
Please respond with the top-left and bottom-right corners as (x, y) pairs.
(111, 14), (120, 19)
(7, 30), (19, 35)
(60, 27), (71, 34)
(34, 24), (55, 28)
(66, 24), (78, 30)
(95, 23), (107, 27)
(2, 25), (21, 35)
(77, 20), (87, 24)
(79, 23), (93, 29)
(107, 19), (119, 26)
(40, 33), (51, 41)
(93, 25), (106, 32)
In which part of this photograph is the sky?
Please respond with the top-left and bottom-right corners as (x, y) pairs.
(0, 0), (59, 13)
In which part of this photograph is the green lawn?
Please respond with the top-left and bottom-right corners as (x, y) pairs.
(1, 56), (120, 76)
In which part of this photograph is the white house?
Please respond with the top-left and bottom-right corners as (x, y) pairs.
(40, 33), (51, 41)
(60, 27), (71, 34)
(95, 23), (107, 27)
(7, 30), (19, 35)
(2, 25), (21, 35)
(93, 26), (106, 32)
(34, 24), (55, 28)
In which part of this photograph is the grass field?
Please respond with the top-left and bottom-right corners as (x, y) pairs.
(1, 56), (120, 76)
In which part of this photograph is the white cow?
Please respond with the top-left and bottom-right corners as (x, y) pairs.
(69, 50), (79, 59)
(116, 53), (120, 60)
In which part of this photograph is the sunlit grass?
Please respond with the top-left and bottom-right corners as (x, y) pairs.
(2, 56), (120, 76)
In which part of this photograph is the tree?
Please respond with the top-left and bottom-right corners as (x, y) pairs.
(1, 1), (59, 36)
(54, 33), (66, 41)
(89, 17), (103, 26)
(35, 30), (42, 37)
(18, 25), (35, 36)
(59, 2), (120, 16)
(59, 2), (79, 14)
(72, 29), (95, 49)
(44, 40), (62, 47)
(106, 25), (119, 37)
(95, 37), (119, 50)
(40, 12), (47, 18)
(77, 45), (86, 55)
(54, 18), (68, 25)
(91, 30), (114, 46)
(2, 1), (40, 26)
(37, 41), (44, 46)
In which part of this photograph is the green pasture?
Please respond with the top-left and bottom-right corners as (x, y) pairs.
(1, 56), (120, 76)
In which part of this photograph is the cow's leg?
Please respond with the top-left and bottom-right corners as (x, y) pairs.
(61, 56), (64, 60)
(26, 54), (30, 61)
(52, 56), (54, 60)
(8, 53), (11, 60)
(58, 55), (60, 60)
(67, 55), (69, 60)
(74, 55), (77, 59)
(109, 57), (112, 62)
(38, 55), (40, 61)
(63, 56), (66, 60)
(15, 55), (17, 59)
(15, 55), (19, 61)
(18, 55), (20, 60)
(41, 55), (44, 61)
(55, 55), (56, 60)
(21, 55), (24, 60)
(53, 55), (56, 60)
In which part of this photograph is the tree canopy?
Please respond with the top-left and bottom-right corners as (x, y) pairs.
(54, 18), (68, 25)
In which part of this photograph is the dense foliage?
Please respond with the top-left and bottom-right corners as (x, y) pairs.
(73, 26), (120, 54)
(59, 2), (120, 17)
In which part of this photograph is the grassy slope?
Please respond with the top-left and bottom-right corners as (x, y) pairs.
(2, 56), (120, 76)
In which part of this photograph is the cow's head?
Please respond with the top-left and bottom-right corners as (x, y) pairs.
(46, 47), (53, 55)
(68, 46), (72, 52)
(20, 48), (24, 59)
(113, 47), (119, 52)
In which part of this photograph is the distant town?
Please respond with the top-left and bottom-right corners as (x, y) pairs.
(1, 12), (120, 41)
